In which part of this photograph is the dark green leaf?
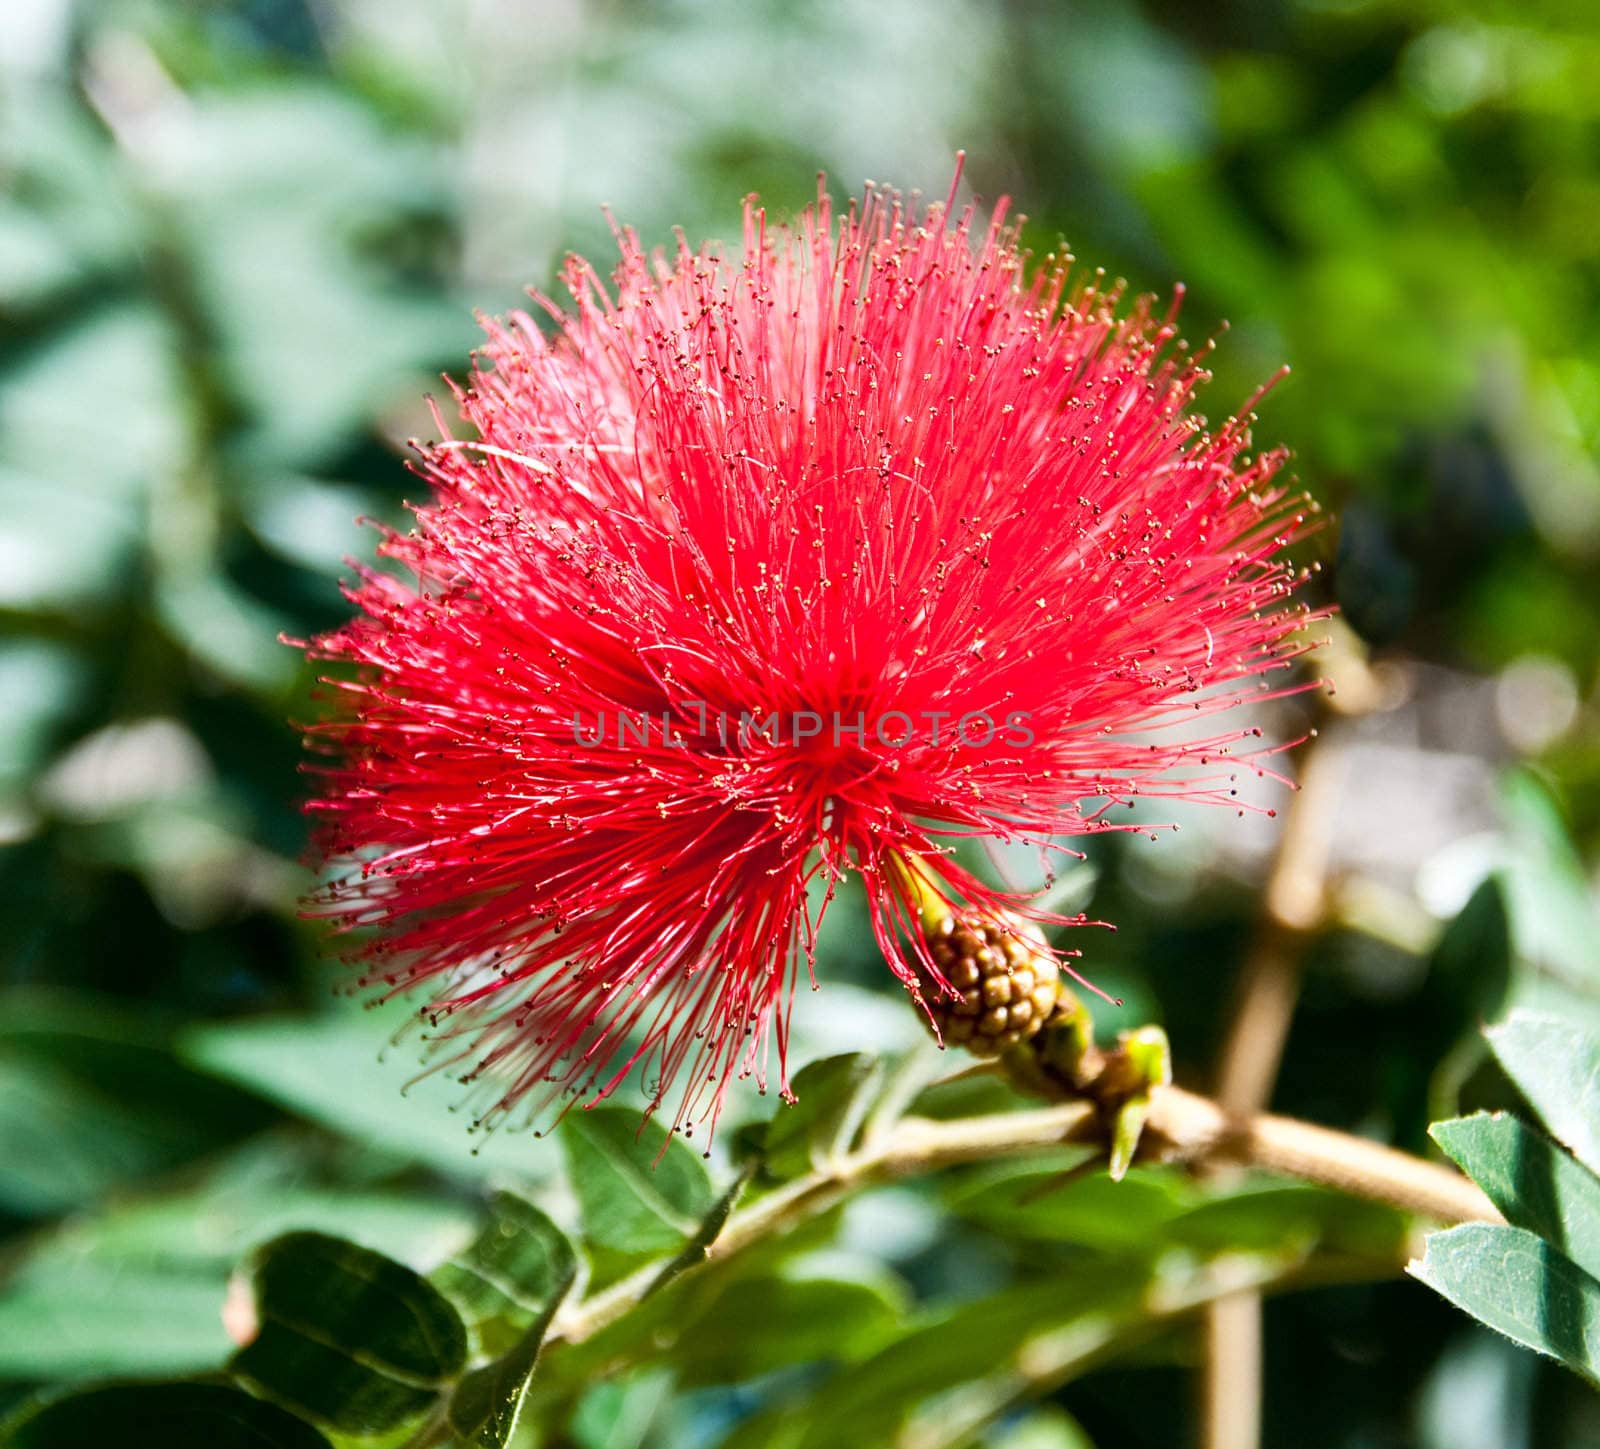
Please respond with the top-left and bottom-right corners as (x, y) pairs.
(444, 1323), (552, 1448)
(1412, 879), (1519, 1140)
(230, 1231), (467, 1436)
(1410, 1223), (1600, 1388)
(560, 1108), (713, 1268)
(0, 996), (277, 1217)
(2, 1382), (332, 1449)
(431, 1192), (578, 1358)
(760, 1054), (882, 1181)
(1433, 1113), (1600, 1282)
(1424, 876), (1512, 1025)
(642, 1160), (756, 1299)
(445, 1228), (578, 1449)
(1485, 1012), (1600, 1176)
(908, 1065), (1038, 1122)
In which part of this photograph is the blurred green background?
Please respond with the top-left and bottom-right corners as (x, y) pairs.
(3, 0), (1600, 1445)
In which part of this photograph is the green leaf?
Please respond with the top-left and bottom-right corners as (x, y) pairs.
(1498, 772), (1600, 988)
(0, 303), (183, 498)
(1485, 1012), (1600, 1176)
(1432, 1113), (1600, 1282)
(0, 1268), (236, 1381)
(431, 1192), (578, 1358)
(1409, 1223), (1600, 1388)
(156, 88), (472, 471)
(815, 1267), (1135, 1434)
(730, 1247), (1299, 1449)
(987, 1407), (1098, 1449)
(180, 1001), (560, 1184)
(444, 1325), (553, 1448)
(155, 574), (298, 696)
(569, 1370), (673, 1449)
(639, 1160), (757, 1300)
(445, 1222), (578, 1449)
(0, 640), (87, 792)
(560, 1108), (713, 1268)
(0, 1130), (474, 1381)
(909, 1065), (1038, 1123)
(0, 92), (133, 312)
(230, 1231), (468, 1437)
(1, 1382), (333, 1449)
(946, 1160), (1195, 1250)
(760, 1053), (882, 1181)
(532, 1210), (853, 1398)
(1414, 879), (1517, 1138)
(671, 1270), (905, 1387)
(1425, 876), (1513, 1024)
(0, 994), (277, 1217)
(1168, 1181), (1410, 1261)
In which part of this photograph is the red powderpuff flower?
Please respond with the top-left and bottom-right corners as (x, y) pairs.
(300, 168), (1319, 1146)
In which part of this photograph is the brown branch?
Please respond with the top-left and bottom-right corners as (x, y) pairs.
(549, 1085), (1498, 1350)
(1204, 699), (1347, 1449)
(1213, 733), (1343, 1115)
(1147, 1085), (1498, 1226)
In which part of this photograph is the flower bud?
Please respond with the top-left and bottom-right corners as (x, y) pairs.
(921, 911), (1062, 1055)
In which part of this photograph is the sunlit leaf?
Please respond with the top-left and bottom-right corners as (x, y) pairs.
(1485, 1012), (1600, 1177)
(432, 1192), (578, 1358)
(0, 1150), (475, 1380)
(1498, 773), (1600, 988)
(760, 1053), (882, 1181)
(0, 1268), (234, 1380)
(561, 1108), (713, 1270)
(724, 1249), (1297, 1449)
(985, 1406), (1098, 1449)
(1410, 1223), (1600, 1389)
(1168, 1181), (1409, 1261)
(445, 1214), (578, 1449)
(180, 1001), (558, 1184)
(568, 1370), (673, 1449)
(1432, 1113), (1600, 1283)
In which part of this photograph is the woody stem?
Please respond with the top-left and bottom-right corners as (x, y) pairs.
(549, 1082), (1497, 1350)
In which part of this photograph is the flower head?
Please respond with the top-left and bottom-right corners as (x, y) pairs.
(301, 168), (1318, 1144)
